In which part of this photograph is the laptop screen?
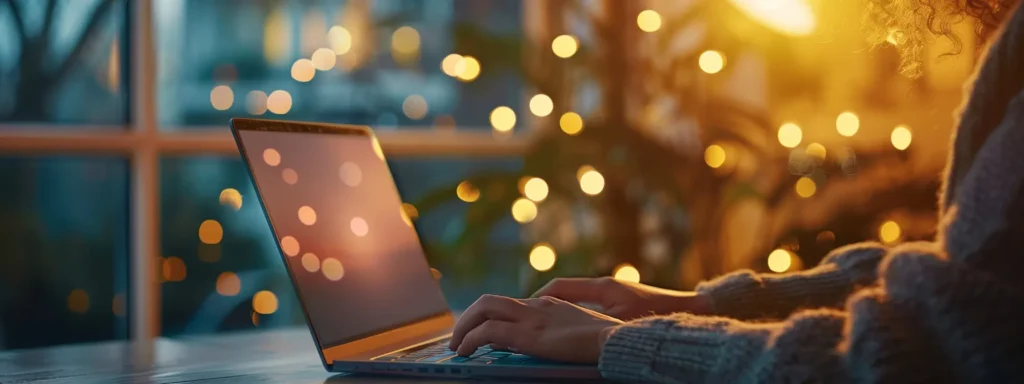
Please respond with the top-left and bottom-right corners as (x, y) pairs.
(236, 124), (450, 349)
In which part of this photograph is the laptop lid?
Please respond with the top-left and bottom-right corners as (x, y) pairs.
(230, 118), (453, 367)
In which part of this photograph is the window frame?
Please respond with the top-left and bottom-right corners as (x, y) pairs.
(0, 0), (548, 341)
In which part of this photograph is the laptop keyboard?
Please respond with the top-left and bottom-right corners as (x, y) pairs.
(380, 341), (534, 365)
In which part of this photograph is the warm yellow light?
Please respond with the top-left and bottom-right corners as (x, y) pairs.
(350, 217), (369, 237)
(400, 203), (418, 226)
(456, 181), (480, 202)
(210, 85), (234, 110)
(637, 10), (662, 32)
(698, 50), (725, 74)
(68, 289), (90, 313)
(322, 258), (345, 281)
(371, 136), (385, 161)
(262, 148), (281, 166)
(704, 144), (726, 168)
(219, 188), (243, 211)
(290, 59), (315, 82)
(298, 206), (317, 226)
(728, 0), (816, 36)
(886, 29), (907, 45)
(559, 112), (584, 136)
(613, 264), (640, 283)
(806, 142), (827, 160)
(579, 168), (606, 196)
(778, 122), (803, 148)
(328, 26), (352, 54)
(511, 198), (538, 223)
(490, 106), (516, 132)
(311, 48), (337, 71)
(529, 243), (557, 272)
(282, 168), (299, 185)
(836, 111), (859, 137)
(216, 272), (241, 296)
(391, 26), (421, 55)
(529, 94), (554, 117)
(795, 177), (816, 198)
(267, 90), (292, 115)
(162, 256), (187, 282)
(455, 56), (480, 81)
(551, 34), (579, 58)
(879, 220), (901, 244)
(252, 291), (279, 315)
(523, 177), (549, 202)
(441, 54), (464, 77)
(280, 236), (300, 257)
(246, 91), (268, 115)
(891, 125), (912, 150)
(198, 220), (223, 244)
(767, 249), (792, 273)
(301, 253), (320, 272)
(402, 94), (429, 120)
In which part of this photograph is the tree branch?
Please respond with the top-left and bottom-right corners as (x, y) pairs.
(3, 0), (28, 44)
(51, 0), (117, 86)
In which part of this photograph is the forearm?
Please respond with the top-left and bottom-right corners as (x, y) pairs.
(696, 242), (886, 320)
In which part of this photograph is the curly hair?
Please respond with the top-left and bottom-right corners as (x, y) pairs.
(864, 0), (1015, 77)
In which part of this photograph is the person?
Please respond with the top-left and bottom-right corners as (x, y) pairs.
(448, 0), (1024, 382)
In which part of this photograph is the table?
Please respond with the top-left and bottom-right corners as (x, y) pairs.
(0, 328), (588, 383)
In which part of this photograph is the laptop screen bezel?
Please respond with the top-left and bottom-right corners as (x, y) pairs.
(229, 118), (453, 369)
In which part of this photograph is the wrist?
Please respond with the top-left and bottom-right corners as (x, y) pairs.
(598, 325), (618, 348)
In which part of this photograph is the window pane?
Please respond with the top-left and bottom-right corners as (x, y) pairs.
(0, 156), (128, 350)
(155, 0), (525, 132)
(0, 0), (128, 125)
(159, 155), (521, 337)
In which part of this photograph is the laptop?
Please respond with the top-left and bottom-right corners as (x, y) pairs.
(230, 118), (601, 380)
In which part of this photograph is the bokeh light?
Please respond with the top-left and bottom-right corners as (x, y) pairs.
(262, 148), (281, 166)
(67, 289), (90, 313)
(402, 94), (429, 120)
(280, 236), (300, 257)
(879, 220), (901, 244)
(252, 291), (279, 315)
(578, 167), (605, 196)
(778, 122), (803, 148)
(219, 188), (243, 211)
(637, 10), (662, 32)
(210, 85), (234, 110)
(836, 111), (859, 137)
(795, 177), (816, 198)
(391, 26), (421, 56)
(267, 90), (292, 115)
(455, 56), (480, 81)
(291, 59), (315, 82)
(282, 168), (299, 185)
(806, 143), (827, 160)
(198, 220), (223, 244)
(551, 35), (578, 58)
(298, 206), (317, 225)
(162, 256), (187, 282)
(350, 217), (369, 237)
(441, 54), (464, 77)
(456, 181), (480, 202)
(400, 203), (418, 226)
(339, 162), (363, 187)
(311, 48), (337, 71)
(559, 112), (584, 135)
(699, 50), (725, 74)
(301, 253), (320, 272)
(490, 106), (516, 132)
(529, 243), (557, 272)
(728, 0), (816, 36)
(246, 91), (268, 115)
(523, 177), (549, 202)
(891, 125), (912, 150)
(704, 144), (726, 168)
(328, 26), (352, 54)
(529, 94), (554, 117)
(216, 272), (241, 296)
(767, 249), (793, 272)
(511, 198), (538, 223)
(322, 258), (345, 281)
(613, 264), (641, 283)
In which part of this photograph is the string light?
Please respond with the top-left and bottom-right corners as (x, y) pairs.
(529, 94), (554, 117)
(551, 35), (579, 58)
(391, 26), (421, 56)
(806, 143), (826, 160)
(559, 112), (584, 135)
(529, 243), (557, 272)
(699, 51), (725, 74)
(298, 206), (317, 225)
(198, 220), (223, 244)
(162, 257), (187, 282)
(511, 198), (538, 223)
(291, 59), (315, 82)
(280, 236), (300, 257)
(523, 177), (549, 202)
(767, 249), (792, 272)
(402, 94), (429, 120)
(456, 56), (480, 81)
(246, 91), (268, 115)
(216, 272), (241, 296)
(456, 181), (480, 202)
(836, 111), (859, 137)
(301, 253), (320, 272)
(442, 54), (464, 77)
(879, 220), (901, 244)
(578, 167), (605, 196)
(613, 264), (640, 283)
(219, 188), (243, 211)
(328, 26), (352, 54)
(210, 85), (234, 110)
(777, 122), (803, 148)
(704, 144), (726, 168)
(891, 125), (912, 150)
(267, 90), (292, 114)
(637, 10), (662, 32)
(322, 258), (345, 281)
(795, 177), (816, 198)
(252, 291), (279, 315)
(311, 48), (337, 71)
(490, 106), (516, 132)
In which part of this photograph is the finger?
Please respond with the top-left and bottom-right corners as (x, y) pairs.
(449, 295), (530, 350)
(532, 278), (610, 304)
(457, 320), (519, 356)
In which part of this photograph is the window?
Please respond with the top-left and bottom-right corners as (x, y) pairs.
(0, 0), (539, 348)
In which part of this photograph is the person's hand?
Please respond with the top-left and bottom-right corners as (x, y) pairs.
(448, 294), (623, 364)
(533, 277), (713, 320)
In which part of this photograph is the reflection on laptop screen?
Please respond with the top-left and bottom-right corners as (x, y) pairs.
(237, 127), (450, 348)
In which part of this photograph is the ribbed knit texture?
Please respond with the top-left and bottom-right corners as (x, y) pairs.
(599, 3), (1024, 382)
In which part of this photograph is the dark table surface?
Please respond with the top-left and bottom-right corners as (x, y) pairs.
(0, 328), (585, 383)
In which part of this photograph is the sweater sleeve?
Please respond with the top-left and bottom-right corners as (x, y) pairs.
(695, 242), (885, 320)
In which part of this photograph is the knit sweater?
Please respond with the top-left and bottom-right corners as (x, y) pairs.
(598, 4), (1024, 383)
